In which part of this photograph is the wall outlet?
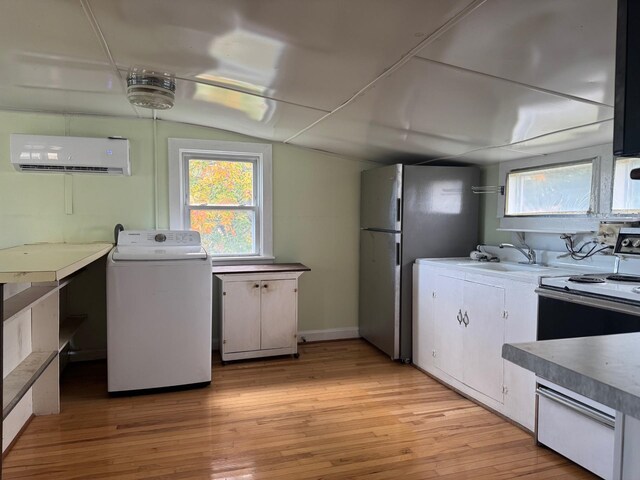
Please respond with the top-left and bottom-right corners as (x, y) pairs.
(597, 221), (640, 246)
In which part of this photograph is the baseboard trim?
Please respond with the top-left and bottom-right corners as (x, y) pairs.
(67, 331), (360, 362)
(298, 327), (360, 343)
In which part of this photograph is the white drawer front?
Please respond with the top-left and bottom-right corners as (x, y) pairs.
(538, 391), (615, 480)
(537, 377), (616, 416)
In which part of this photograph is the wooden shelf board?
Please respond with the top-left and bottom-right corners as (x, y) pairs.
(56, 277), (72, 290)
(3, 277), (74, 324)
(0, 242), (112, 283)
(3, 351), (57, 420)
(212, 263), (310, 275)
(59, 316), (86, 351)
(3, 286), (57, 323)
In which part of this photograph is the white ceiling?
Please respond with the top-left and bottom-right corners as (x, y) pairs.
(0, 0), (617, 164)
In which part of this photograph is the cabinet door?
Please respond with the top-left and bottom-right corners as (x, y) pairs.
(433, 274), (464, 380)
(462, 280), (505, 403)
(222, 280), (261, 353)
(261, 279), (297, 350)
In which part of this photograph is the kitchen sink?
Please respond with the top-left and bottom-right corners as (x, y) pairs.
(457, 262), (552, 272)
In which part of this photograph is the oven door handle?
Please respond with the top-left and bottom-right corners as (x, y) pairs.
(536, 386), (615, 429)
(536, 287), (640, 317)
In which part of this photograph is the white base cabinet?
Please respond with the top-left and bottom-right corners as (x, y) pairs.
(615, 413), (640, 480)
(432, 274), (506, 403)
(216, 272), (303, 362)
(413, 262), (537, 431)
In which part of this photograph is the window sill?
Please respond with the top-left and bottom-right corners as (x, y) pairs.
(499, 216), (600, 234)
(210, 255), (275, 267)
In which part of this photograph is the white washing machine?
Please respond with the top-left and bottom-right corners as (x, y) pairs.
(107, 230), (212, 393)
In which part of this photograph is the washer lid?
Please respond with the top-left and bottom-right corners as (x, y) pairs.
(112, 245), (208, 261)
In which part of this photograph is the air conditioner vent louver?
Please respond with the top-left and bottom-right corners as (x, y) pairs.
(10, 134), (130, 176)
(20, 164), (66, 172)
(20, 165), (112, 173)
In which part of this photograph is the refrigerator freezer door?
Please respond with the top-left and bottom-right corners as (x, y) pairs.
(361, 164), (402, 231)
(359, 229), (401, 359)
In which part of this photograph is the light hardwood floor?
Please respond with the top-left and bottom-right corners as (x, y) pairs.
(3, 340), (596, 479)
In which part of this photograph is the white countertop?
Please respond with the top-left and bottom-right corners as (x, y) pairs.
(415, 257), (602, 284)
(0, 242), (113, 283)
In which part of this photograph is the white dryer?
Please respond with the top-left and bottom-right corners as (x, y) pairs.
(107, 230), (212, 393)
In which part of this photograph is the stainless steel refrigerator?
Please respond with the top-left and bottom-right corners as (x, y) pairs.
(359, 164), (479, 361)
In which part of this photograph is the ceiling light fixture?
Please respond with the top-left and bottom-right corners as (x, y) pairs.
(126, 70), (176, 110)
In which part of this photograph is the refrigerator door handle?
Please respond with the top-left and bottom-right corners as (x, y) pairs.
(396, 242), (401, 266)
(396, 198), (402, 223)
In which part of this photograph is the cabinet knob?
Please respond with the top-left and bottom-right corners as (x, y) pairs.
(263, 284), (268, 288)
(254, 284), (260, 288)
(457, 309), (463, 324)
(463, 311), (469, 327)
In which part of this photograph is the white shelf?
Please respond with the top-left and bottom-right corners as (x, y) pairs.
(59, 315), (86, 351)
(3, 278), (73, 325)
(3, 351), (57, 420)
(3, 286), (57, 323)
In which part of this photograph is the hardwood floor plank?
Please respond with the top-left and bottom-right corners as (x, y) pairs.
(2, 339), (596, 479)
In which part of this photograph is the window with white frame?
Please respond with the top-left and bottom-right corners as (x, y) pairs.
(169, 139), (273, 261)
(612, 157), (640, 214)
(497, 144), (611, 233)
(498, 143), (640, 233)
(505, 160), (594, 216)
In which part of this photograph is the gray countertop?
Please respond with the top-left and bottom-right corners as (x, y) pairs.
(503, 333), (640, 419)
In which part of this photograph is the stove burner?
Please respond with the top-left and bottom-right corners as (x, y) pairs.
(606, 274), (640, 283)
(568, 275), (606, 283)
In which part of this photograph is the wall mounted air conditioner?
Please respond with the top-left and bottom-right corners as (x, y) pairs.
(10, 134), (130, 175)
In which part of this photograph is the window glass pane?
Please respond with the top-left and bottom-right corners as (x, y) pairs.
(505, 162), (592, 216)
(188, 159), (254, 206)
(190, 209), (255, 255)
(612, 157), (640, 213)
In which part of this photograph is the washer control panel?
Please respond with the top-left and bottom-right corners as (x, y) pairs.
(117, 230), (202, 247)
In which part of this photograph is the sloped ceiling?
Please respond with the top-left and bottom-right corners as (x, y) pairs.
(0, 0), (616, 164)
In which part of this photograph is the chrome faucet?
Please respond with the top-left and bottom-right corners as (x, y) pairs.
(499, 242), (537, 265)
